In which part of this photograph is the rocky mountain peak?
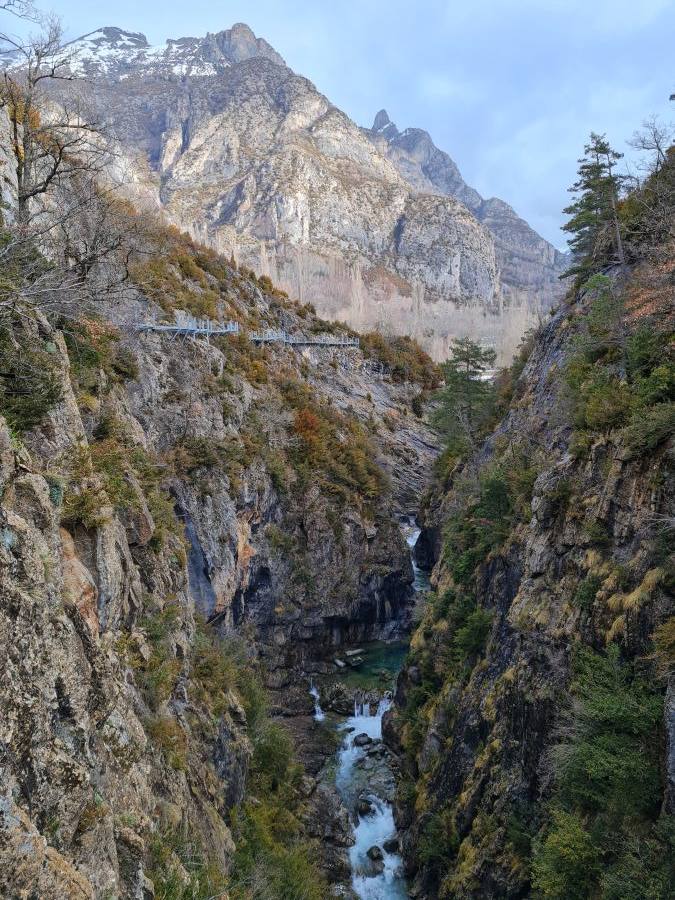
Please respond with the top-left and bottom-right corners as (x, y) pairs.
(363, 109), (567, 306)
(58, 22), (285, 80)
(372, 108), (401, 141)
(213, 22), (285, 66)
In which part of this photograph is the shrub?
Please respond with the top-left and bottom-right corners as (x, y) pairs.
(652, 616), (675, 677)
(250, 721), (294, 790)
(583, 519), (611, 546)
(148, 828), (229, 900)
(622, 402), (675, 456)
(111, 346), (140, 381)
(0, 320), (63, 432)
(626, 324), (668, 379)
(417, 808), (458, 871)
(532, 646), (668, 898)
(361, 331), (440, 388)
(532, 808), (600, 900)
(453, 608), (493, 659)
(61, 483), (110, 529)
(443, 468), (514, 586)
(580, 372), (631, 431)
(278, 375), (386, 510)
(62, 318), (120, 393)
(572, 574), (602, 611)
(146, 716), (188, 770)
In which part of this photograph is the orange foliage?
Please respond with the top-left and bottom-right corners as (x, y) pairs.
(293, 407), (324, 457)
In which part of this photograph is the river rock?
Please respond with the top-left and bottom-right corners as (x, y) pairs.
(383, 837), (399, 853)
(353, 733), (372, 747)
(366, 845), (385, 875)
(357, 796), (374, 816)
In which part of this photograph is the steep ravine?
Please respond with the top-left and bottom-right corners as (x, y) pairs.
(295, 522), (431, 900)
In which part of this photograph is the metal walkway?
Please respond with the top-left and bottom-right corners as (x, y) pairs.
(136, 314), (359, 348)
(248, 328), (359, 348)
(136, 312), (240, 338)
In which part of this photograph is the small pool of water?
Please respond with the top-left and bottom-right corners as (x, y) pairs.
(338, 641), (410, 691)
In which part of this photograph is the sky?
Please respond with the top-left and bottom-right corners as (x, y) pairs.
(8, 0), (675, 248)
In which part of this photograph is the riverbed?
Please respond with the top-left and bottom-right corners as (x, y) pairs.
(313, 521), (429, 899)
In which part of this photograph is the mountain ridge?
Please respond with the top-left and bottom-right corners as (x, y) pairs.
(38, 23), (565, 362)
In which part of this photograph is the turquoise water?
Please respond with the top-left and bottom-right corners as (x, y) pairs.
(337, 640), (409, 690)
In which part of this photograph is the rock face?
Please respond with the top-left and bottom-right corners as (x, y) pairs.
(388, 272), (674, 897)
(41, 25), (564, 363)
(364, 109), (568, 321)
(0, 199), (438, 893)
(0, 335), (250, 898)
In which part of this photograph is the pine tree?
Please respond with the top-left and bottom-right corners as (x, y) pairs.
(432, 338), (496, 452)
(563, 133), (626, 280)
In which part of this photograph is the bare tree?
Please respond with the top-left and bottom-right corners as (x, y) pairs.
(0, 1), (38, 21)
(625, 117), (675, 255)
(0, 14), (151, 318)
(0, 19), (110, 226)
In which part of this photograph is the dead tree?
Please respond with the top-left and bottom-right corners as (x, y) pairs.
(0, 19), (109, 226)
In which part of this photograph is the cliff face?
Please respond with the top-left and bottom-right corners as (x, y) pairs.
(364, 110), (568, 319)
(387, 262), (674, 898)
(0, 211), (438, 895)
(35, 25), (565, 363)
(0, 320), (251, 898)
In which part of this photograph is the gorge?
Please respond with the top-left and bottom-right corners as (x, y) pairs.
(0, 8), (673, 900)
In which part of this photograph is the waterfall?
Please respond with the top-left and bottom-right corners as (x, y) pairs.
(402, 516), (431, 593)
(331, 518), (428, 898)
(309, 679), (325, 721)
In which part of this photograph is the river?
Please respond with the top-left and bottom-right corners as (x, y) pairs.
(312, 520), (428, 899)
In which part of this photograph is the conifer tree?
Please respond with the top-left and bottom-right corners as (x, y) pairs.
(563, 133), (626, 279)
(433, 338), (496, 452)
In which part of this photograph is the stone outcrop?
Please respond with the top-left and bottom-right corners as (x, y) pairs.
(0, 222), (438, 894)
(364, 109), (568, 322)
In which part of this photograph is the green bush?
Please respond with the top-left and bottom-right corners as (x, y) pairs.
(417, 808), (458, 870)
(453, 608), (493, 659)
(579, 371), (631, 431)
(148, 828), (229, 900)
(622, 402), (675, 456)
(361, 331), (439, 388)
(652, 616), (675, 677)
(250, 721), (294, 790)
(572, 574), (602, 611)
(443, 468), (514, 586)
(532, 808), (600, 900)
(0, 322), (63, 432)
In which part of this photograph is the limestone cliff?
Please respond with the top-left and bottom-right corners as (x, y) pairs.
(364, 110), (568, 317)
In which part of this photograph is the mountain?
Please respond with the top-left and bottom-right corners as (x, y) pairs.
(364, 109), (568, 312)
(42, 25), (565, 363)
(61, 23), (285, 78)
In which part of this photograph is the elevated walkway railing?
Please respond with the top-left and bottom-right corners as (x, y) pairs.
(136, 312), (240, 338)
(249, 328), (359, 347)
(136, 314), (359, 349)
